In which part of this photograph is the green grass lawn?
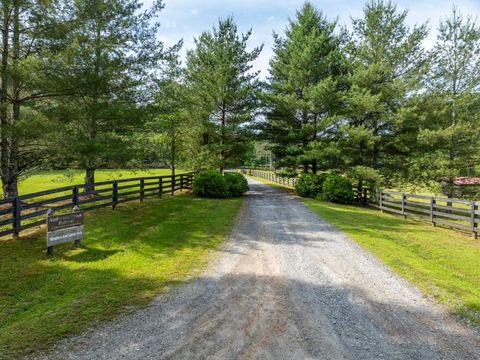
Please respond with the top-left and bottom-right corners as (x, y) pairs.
(303, 198), (480, 326)
(0, 194), (242, 359)
(8, 168), (187, 197)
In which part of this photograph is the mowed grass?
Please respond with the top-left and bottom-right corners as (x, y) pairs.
(0, 194), (242, 359)
(8, 168), (187, 197)
(303, 199), (480, 325)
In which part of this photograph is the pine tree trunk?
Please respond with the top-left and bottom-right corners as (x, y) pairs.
(0, 2), (20, 199)
(1, 3), (11, 198)
(220, 105), (226, 172)
(9, 2), (20, 198)
(312, 114), (317, 174)
(171, 136), (176, 178)
(83, 20), (101, 194)
(85, 168), (95, 192)
(2, 177), (18, 198)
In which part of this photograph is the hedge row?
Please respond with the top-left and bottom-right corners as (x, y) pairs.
(295, 173), (354, 204)
(193, 170), (249, 198)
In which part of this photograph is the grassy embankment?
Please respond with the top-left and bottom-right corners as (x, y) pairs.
(0, 193), (242, 358)
(249, 175), (480, 326)
(305, 200), (480, 325)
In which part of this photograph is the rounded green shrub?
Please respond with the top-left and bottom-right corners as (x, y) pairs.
(323, 174), (354, 204)
(224, 172), (249, 197)
(192, 170), (228, 198)
(295, 173), (327, 198)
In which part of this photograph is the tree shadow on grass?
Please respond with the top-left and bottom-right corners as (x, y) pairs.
(0, 194), (243, 359)
(63, 247), (124, 263)
(0, 264), (157, 359)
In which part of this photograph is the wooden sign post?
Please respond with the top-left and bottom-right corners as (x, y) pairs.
(46, 206), (84, 255)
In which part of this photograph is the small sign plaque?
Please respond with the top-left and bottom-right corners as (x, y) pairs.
(46, 207), (84, 254)
(47, 212), (83, 232)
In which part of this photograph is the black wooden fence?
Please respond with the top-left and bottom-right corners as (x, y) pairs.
(242, 168), (478, 238)
(0, 172), (195, 239)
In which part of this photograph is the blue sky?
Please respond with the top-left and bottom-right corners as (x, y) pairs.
(147, 0), (480, 78)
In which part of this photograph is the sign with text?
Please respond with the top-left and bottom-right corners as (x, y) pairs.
(47, 209), (84, 251)
(47, 212), (83, 232)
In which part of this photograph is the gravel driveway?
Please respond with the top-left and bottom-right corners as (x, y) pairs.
(35, 178), (480, 360)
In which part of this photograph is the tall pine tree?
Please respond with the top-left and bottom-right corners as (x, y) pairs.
(339, 0), (427, 186)
(0, 0), (65, 197)
(411, 7), (480, 196)
(47, 0), (167, 188)
(185, 17), (262, 171)
(263, 2), (347, 174)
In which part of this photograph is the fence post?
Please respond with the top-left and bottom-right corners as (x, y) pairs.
(159, 177), (163, 198)
(46, 208), (54, 255)
(112, 181), (118, 209)
(471, 201), (477, 239)
(363, 188), (368, 205)
(180, 174), (184, 191)
(430, 197), (436, 227)
(73, 186), (79, 206)
(379, 190), (383, 212)
(73, 205), (82, 248)
(171, 175), (175, 195)
(13, 197), (21, 240)
(401, 193), (406, 219)
(140, 178), (145, 202)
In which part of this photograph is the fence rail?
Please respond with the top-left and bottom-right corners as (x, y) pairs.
(241, 169), (298, 188)
(0, 172), (195, 239)
(375, 190), (478, 238)
(241, 168), (478, 238)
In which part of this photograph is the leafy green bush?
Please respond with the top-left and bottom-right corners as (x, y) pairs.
(224, 172), (249, 197)
(193, 171), (249, 198)
(192, 170), (228, 198)
(323, 174), (354, 204)
(295, 173), (327, 198)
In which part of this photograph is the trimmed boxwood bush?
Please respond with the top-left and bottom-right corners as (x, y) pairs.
(224, 172), (249, 197)
(295, 173), (328, 198)
(192, 170), (228, 198)
(323, 174), (354, 204)
(193, 171), (249, 198)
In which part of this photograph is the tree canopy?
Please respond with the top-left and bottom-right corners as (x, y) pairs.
(1, 0), (479, 198)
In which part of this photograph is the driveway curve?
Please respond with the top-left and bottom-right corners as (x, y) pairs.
(35, 178), (480, 360)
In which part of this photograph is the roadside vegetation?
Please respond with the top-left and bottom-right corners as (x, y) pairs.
(0, 195), (243, 359)
(193, 171), (249, 198)
(303, 199), (480, 326)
